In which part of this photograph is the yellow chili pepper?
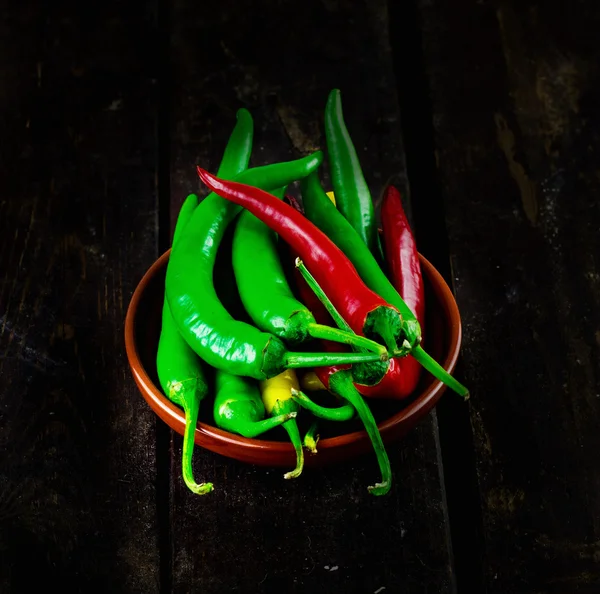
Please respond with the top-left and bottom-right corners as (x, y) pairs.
(259, 369), (304, 478)
(326, 190), (336, 205)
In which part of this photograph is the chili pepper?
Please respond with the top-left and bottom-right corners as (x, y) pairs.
(324, 88), (380, 259)
(196, 169), (404, 354)
(300, 173), (469, 398)
(157, 194), (213, 495)
(301, 171), (419, 349)
(232, 188), (387, 356)
(168, 154), (384, 380)
(379, 185), (424, 394)
(287, 199), (414, 404)
(259, 369), (304, 479)
(213, 369), (295, 438)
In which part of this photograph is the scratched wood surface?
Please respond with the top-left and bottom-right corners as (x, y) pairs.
(166, 1), (455, 593)
(0, 1), (161, 592)
(415, 0), (600, 591)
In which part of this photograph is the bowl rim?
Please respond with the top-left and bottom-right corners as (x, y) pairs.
(124, 249), (462, 454)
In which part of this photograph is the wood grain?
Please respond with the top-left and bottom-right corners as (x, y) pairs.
(0, 1), (160, 591)
(166, 1), (455, 592)
(417, 0), (600, 591)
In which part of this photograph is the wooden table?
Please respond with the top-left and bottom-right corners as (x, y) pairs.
(1, 1), (599, 592)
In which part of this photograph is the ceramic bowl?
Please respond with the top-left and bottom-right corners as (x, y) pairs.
(124, 250), (462, 467)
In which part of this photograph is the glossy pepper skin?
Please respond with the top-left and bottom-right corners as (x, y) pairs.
(325, 89), (380, 259)
(196, 169), (404, 354)
(301, 170), (421, 349)
(157, 194), (213, 495)
(379, 185), (424, 394)
(300, 174), (469, 399)
(169, 152), (383, 379)
(232, 188), (387, 355)
(213, 370), (295, 438)
(259, 369), (304, 479)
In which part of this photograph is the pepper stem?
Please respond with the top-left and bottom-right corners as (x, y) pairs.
(329, 371), (392, 496)
(271, 399), (304, 478)
(295, 258), (354, 333)
(282, 419), (304, 479)
(176, 382), (213, 495)
(306, 322), (387, 358)
(303, 419), (320, 454)
(366, 311), (399, 354)
(409, 345), (470, 399)
(230, 412), (298, 439)
(285, 350), (386, 368)
(291, 388), (355, 422)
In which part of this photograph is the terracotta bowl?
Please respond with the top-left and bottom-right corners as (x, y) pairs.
(124, 250), (462, 468)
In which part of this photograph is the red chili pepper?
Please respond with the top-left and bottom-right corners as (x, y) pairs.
(381, 185), (425, 332)
(290, 192), (421, 400)
(197, 168), (404, 353)
(376, 185), (425, 396)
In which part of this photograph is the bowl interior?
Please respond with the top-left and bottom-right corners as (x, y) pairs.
(127, 249), (459, 465)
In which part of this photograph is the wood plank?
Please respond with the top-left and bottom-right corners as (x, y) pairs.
(167, 1), (455, 593)
(416, 0), (600, 591)
(0, 1), (161, 591)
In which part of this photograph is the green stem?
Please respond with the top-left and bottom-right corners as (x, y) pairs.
(367, 311), (399, 354)
(282, 419), (304, 479)
(410, 346), (470, 399)
(306, 323), (387, 358)
(272, 400), (304, 479)
(230, 412), (297, 439)
(295, 258), (353, 333)
(285, 350), (386, 368)
(329, 371), (391, 496)
(179, 384), (213, 495)
(291, 388), (355, 422)
(303, 419), (320, 454)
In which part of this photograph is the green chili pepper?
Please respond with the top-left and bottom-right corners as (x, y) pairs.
(231, 188), (388, 356)
(157, 194), (213, 495)
(324, 88), (380, 259)
(300, 170), (421, 349)
(213, 370), (295, 438)
(156, 109), (256, 495)
(167, 153), (387, 380)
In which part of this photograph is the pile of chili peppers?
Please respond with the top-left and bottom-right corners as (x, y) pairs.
(157, 90), (469, 497)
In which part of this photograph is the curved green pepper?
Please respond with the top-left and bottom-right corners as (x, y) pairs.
(157, 194), (212, 495)
(325, 88), (380, 259)
(213, 370), (295, 438)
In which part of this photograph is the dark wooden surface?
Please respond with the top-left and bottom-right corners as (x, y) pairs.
(0, 1), (161, 592)
(1, 0), (599, 592)
(414, 0), (600, 592)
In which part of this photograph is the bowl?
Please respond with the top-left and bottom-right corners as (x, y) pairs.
(124, 250), (462, 467)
